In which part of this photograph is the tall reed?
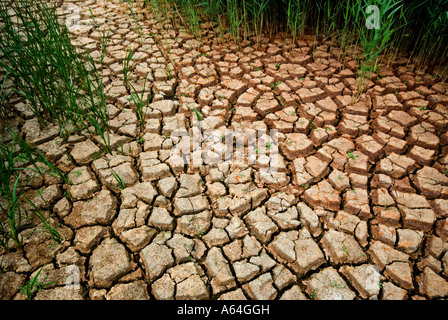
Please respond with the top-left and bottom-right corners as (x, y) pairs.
(226, 0), (243, 45)
(247, 0), (270, 47)
(283, 0), (307, 45)
(354, 0), (404, 97)
(169, 0), (201, 38)
(199, 0), (226, 42)
(409, 0), (448, 76)
(167, 0), (448, 78)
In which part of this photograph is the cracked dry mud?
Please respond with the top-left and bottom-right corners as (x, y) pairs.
(1, 0), (448, 301)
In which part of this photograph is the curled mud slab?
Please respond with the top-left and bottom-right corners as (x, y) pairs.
(1, 0), (448, 300)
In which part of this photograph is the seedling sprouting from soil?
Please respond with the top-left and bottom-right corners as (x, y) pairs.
(19, 266), (54, 300)
(271, 81), (281, 90)
(330, 281), (344, 289)
(164, 130), (171, 141)
(189, 106), (202, 122)
(110, 169), (126, 191)
(347, 152), (357, 160)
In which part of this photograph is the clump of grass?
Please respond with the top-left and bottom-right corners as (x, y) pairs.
(0, 173), (25, 251)
(24, 197), (62, 245)
(0, 72), (11, 122)
(0, 134), (33, 251)
(0, 131), (67, 251)
(0, 0), (111, 152)
(11, 131), (69, 185)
